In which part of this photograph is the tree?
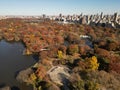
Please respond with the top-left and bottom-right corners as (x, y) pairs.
(67, 44), (79, 55)
(85, 56), (99, 71)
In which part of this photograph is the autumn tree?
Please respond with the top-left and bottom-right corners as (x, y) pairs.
(85, 56), (99, 71)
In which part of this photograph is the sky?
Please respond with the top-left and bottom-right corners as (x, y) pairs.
(0, 0), (119, 15)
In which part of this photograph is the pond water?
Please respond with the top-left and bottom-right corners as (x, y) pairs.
(0, 40), (36, 90)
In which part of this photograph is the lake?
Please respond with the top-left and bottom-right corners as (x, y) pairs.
(0, 40), (36, 90)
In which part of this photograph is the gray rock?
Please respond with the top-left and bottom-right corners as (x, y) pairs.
(47, 66), (71, 85)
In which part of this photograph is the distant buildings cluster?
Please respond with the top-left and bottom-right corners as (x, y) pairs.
(0, 12), (120, 28)
(53, 12), (120, 28)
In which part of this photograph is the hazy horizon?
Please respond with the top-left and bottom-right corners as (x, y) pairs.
(0, 0), (120, 15)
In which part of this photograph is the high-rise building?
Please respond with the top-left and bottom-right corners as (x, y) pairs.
(114, 12), (118, 23)
(100, 12), (103, 19)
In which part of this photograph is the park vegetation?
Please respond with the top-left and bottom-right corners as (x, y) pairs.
(0, 18), (120, 90)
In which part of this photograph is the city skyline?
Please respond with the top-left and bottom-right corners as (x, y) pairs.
(0, 0), (120, 15)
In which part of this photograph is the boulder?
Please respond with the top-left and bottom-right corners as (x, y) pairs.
(47, 66), (71, 85)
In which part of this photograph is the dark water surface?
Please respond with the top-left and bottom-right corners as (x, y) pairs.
(0, 40), (36, 90)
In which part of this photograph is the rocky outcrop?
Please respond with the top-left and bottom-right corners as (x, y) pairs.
(47, 66), (71, 85)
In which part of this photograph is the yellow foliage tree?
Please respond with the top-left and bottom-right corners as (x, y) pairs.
(30, 73), (37, 81)
(57, 50), (64, 59)
(85, 56), (99, 71)
(29, 73), (40, 90)
(23, 48), (32, 55)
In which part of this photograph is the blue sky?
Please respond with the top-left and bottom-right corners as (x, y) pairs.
(0, 0), (119, 15)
